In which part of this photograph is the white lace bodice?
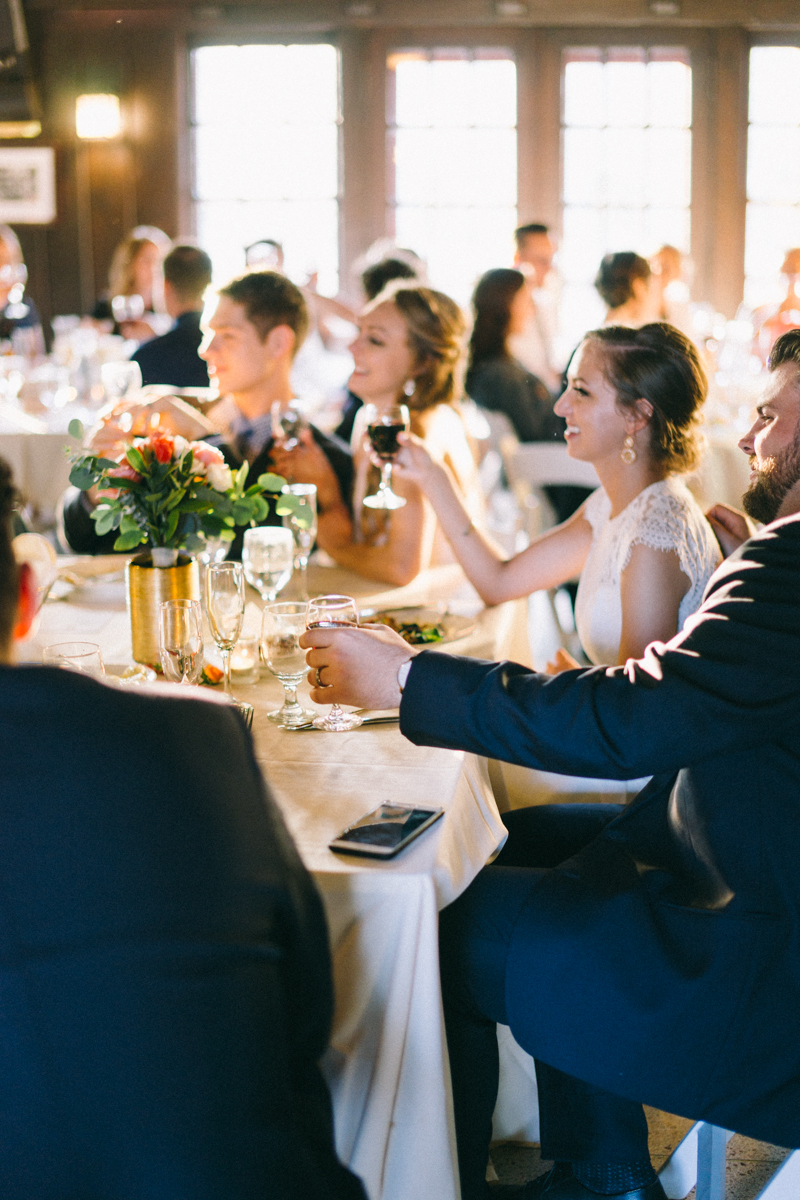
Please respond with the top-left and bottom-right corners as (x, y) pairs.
(574, 478), (721, 665)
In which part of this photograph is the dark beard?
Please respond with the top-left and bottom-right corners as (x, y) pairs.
(742, 432), (800, 524)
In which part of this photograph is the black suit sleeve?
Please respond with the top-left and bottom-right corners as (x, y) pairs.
(400, 517), (800, 780)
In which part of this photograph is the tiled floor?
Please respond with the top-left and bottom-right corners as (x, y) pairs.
(490, 1107), (792, 1197)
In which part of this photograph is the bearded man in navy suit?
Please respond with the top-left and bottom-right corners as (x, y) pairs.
(301, 329), (800, 1200)
(0, 459), (364, 1199)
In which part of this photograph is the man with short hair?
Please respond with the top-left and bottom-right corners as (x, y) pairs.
(300, 329), (800, 1199)
(0, 455), (366, 1199)
(62, 271), (352, 558)
(131, 243), (212, 387)
(510, 222), (561, 393)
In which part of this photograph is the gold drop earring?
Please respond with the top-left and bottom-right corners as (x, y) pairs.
(621, 435), (637, 464)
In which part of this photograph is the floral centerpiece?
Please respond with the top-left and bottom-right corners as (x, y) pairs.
(67, 419), (312, 664)
(67, 418), (306, 562)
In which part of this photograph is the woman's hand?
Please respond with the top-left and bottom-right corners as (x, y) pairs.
(545, 648), (582, 675)
(706, 503), (752, 558)
(270, 428), (343, 510)
(393, 433), (447, 495)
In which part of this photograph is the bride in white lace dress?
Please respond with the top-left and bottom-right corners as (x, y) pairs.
(394, 322), (721, 667)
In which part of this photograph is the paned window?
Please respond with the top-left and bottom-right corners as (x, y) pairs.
(744, 46), (800, 310)
(561, 46), (692, 350)
(192, 43), (340, 294)
(387, 48), (517, 305)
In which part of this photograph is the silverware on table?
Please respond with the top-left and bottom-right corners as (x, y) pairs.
(283, 712), (399, 732)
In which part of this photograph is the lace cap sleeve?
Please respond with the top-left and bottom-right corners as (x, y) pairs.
(622, 483), (711, 587)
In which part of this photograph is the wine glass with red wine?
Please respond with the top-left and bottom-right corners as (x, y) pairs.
(363, 403), (410, 510)
(306, 595), (363, 732)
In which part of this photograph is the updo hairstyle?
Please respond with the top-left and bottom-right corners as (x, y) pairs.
(585, 323), (706, 474)
(595, 252), (651, 310)
(373, 283), (466, 415)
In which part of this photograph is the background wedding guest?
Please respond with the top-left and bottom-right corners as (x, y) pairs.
(334, 248), (426, 443)
(92, 225), (171, 341)
(0, 455), (366, 1200)
(131, 243), (212, 388)
(466, 267), (562, 443)
(282, 282), (483, 586)
(396, 322), (720, 669)
(651, 243), (693, 337)
(300, 327), (800, 1200)
(509, 221), (561, 393)
(0, 224), (44, 355)
(595, 251), (660, 329)
(752, 246), (800, 363)
(62, 271), (352, 558)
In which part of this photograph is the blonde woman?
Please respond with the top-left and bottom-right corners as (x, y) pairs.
(273, 284), (483, 586)
(93, 226), (171, 340)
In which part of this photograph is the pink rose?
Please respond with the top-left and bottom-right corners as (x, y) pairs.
(191, 441), (225, 467)
(107, 462), (142, 483)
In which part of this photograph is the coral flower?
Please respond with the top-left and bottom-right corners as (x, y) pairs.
(149, 433), (175, 464)
(107, 462), (142, 483)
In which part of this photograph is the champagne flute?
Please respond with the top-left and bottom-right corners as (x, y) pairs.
(281, 483), (317, 601)
(261, 602), (315, 726)
(363, 402), (410, 511)
(205, 561), (245, 695)
(159, 599), (203, 685)
(242, 526), (294, 604)
(305, 595), (363, 732)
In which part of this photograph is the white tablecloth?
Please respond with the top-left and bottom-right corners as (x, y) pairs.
(21, 559), (535, 1200)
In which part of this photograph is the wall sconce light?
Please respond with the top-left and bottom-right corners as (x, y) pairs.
(75, 94), (121, 139)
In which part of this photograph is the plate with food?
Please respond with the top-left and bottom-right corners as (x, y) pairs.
(359, 605), (477, 646)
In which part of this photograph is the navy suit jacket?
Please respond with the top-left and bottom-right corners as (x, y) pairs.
(0, 666), (365, 1199)
(131, 311), (210, 388)
(401, 514), (800, 1149)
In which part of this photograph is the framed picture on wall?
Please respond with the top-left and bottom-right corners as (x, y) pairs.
(0, 147), (55, 224)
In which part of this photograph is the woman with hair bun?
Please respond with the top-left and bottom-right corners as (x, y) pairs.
(595, 251), (659, 329)
(287, 283), (483, 585)
(395, 322), (721, 667)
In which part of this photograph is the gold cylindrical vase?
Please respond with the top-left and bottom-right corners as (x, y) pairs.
(126, 552), (200, 665)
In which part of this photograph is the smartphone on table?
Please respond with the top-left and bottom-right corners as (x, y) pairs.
(330, 803), (444, 859)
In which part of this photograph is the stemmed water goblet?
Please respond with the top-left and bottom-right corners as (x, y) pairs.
(363, 402), (410, 510)
(305, 595), (363, 732)
(159, 599), (203, 685)
(242, 526), (294, 605)
(260, 602), (316, 727)
(43, 641), (105, 678)
(281, 483), (317, 601)
(205, 561), (245, 695)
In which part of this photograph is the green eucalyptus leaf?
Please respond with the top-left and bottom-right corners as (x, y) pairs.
(257, 472), (287, 493)
(114, 530), (146, 551)
(250, 496), (268, 522)
(93, 505), (119, 536)
(232, 501), (254, 525)
(235, 462), (250, 491)
(219, 529), (236, 543)
(95, 457), (120, 471)
(68, 419), (85, 440)
(119, 513), (141, 535)
(69, 465), (95, 491)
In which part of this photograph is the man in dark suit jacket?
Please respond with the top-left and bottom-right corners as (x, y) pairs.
(0, 458), (365, 1200)
(301, 331), (800, 1199)
(131, 244), (212, 388)
(61, 270), (353, 559)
